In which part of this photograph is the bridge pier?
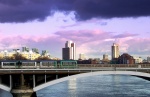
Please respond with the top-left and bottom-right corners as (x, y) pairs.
(0, 76), (2, 83)
(11, 74), (37, 97)
(11, 89), (36, 97)
(33, 75), (35, 88)
(56, 74), (58, 79)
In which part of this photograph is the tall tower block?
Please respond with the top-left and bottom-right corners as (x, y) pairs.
(62, 40), (76, 60)
(111, 43), (119, 59)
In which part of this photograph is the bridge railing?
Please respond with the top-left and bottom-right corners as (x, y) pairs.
(78, 64), (150, 69)
(1, 62), (150, 69)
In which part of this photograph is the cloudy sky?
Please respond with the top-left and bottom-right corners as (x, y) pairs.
(0, 0), (150, 59)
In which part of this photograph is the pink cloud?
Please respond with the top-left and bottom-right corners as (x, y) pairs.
(126, 38), (150, 52)
(113, 32), (138, 38)
(55, 30), (112, 44)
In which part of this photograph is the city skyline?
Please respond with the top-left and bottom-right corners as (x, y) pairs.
(0, 0), (150, 59)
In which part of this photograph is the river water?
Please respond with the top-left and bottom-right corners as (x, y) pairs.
(1, 75), (150, 97)
(36, 75), (150, 97)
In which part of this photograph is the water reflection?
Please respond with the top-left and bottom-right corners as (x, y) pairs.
(68, 78), (77, 96)
(68, 78), (77, 90)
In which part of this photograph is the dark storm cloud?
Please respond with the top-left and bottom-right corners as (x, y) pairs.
(1, 0), (150, 22)
(72, 0), (150, 20)
(0, 0), (52, 22)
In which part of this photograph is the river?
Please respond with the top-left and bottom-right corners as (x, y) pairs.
(1, 75), (150, 97)
(36, 75), (150, 97)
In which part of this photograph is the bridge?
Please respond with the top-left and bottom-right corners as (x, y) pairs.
(0, 63), (150, 97)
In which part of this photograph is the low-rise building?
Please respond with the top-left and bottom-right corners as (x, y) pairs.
(0, 50), (15, 59)
(79, 53), (85, 60)
(143, 59), (147, 63)
(147, 56), (150, 63)
(117, 53), (135, 64)
(103, 54), (108, 60)
(134, 57), (143, 63)
(0, 49), (41, 60)
(21, 50), (41, 60)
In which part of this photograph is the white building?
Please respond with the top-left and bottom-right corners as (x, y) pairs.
(79, 53), (85, 60)
(0, 49), (41, 60)
(0, 50), (15, 59)
(62, 40), (76, 60)
(21, 50), (40, 60)
(111, 43), (119, 59)
(134, 57), (143, 63)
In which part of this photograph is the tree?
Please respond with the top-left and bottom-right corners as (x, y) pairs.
(12, 53), (27, 60)
(4, 56), (14, 60)
(35, 56), (50, 60)
(0, 56), (4, 60)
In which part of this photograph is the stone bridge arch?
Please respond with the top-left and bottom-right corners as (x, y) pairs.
(0, 84), (11, 92)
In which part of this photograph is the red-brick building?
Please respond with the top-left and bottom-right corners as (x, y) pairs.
(117, 53), (135, 64)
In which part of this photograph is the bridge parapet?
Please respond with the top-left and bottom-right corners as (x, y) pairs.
(78, 64), (150, 68)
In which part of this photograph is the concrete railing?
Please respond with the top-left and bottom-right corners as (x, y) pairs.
(78, 64), (150, 68)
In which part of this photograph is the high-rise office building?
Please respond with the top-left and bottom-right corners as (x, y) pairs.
(111, 43), (119, 59)
(62, 40), (76, 60)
